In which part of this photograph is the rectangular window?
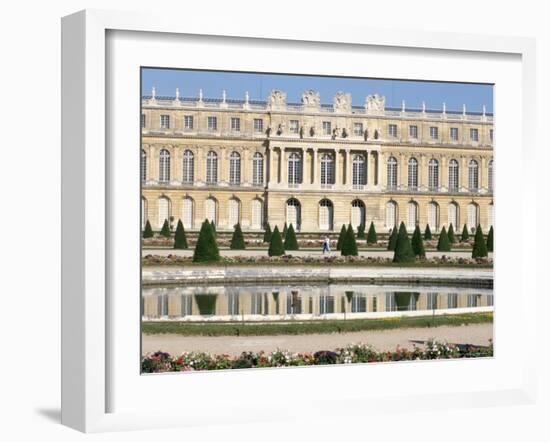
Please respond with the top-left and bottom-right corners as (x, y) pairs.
(490, 129), (494, 142)
(141, 114), (146, 128)
(409, 125), (418, 139)
(230, 117), (240, 132)
(470, 128), (479, 142)
(207, 116), (217, 131)
(322, 121), (332, 135)
(450, 127), (459, 141)
(289, 120), (299, 134)
(253, 118), (263, 133)
(353, 122), (363, 136)
(388, 124), (397, 138)
(160, 114), (170, 129)
(429, 126), (438, 140)
(184, 115), (194, 130)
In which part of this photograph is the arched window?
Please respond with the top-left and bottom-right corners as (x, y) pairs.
(467, 202), (479, 231)
(319, 199), (334, 231)
(428, 159), (439, 191)
(182, 197), (193, 229)
(205, 197), (217, 225)
(408, 158), (418, 190)
(427, 202), (439, 232)
(407, 201), (418, 230)
(488, 159), (493, 192)
(251, 198), (263, 229)
(448, 159), (459, 192)
(387, 156), (397, 189)
(141, 197), (148, 228)
(228, 197), (240, 227)
(351, 200), (365, 230)
(468, 160), (479, 191)
(386, 201), (397, 228)
(182, 150), (194, 184)
(288, 152), (302, 187)
(352, 154), (366, 189)
(141, 149), (147, 182)
(157, 196), (170, 228)
(252, 152), (264, 186)
(320, 153), (335, 188)
(206, 151), (218, 184)
(448, 202), (459, 230)
(488, 203), (494, 228)
(229, 151), (241, 185)
(286, 198), (301, 230)
(159, 149), (170, 183)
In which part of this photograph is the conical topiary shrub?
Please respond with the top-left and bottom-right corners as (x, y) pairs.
(367, 221), (378, 245)
(193, 219), (220, 262)
(486, 226), (494, 252)
(392, 222), (415, 263)
(411, 225), (426, 257)
(336, 224), (347, 251)
(284, 223), (299, 251)
(268, 226), (285, 257)
(461, 224), (469, 242)
(341, 223), (358, 256)
(210, 220), (216, 237)
(160, 219), (171, 238)
(173, 219), (188, 249)
(282, 222), (288, 241)
(436, 226), (451, 252)
(357, 224), (365, 239)
(230, 223), (246, 250)
(143, 220), (154, 239)
(424, 224), (432, 240)
(448, 223), (456, 243)
(472, 225), (488, 258)
(263, 223), (272, 243)
(387, 226), (398, 251)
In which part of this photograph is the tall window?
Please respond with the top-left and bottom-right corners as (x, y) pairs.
(141, 149), (146, 182)
(319, 295), (335, 315)
(253, 118), (263, 133)
(182, 150), (194, 184)
(159, 149), (170, 183)
(322, 121), (331, 135)
(207, 116), (217, 131)
(352, 154), (366, 189)
(427, 202), (439, 231)
(288, 152), (302, 187)
(230, 117), (240, 132)
(429, 126), (438, 139)
(488, 160), (493, 192)
(351, 294), (367, 313)
(157, 196), (170, 228)
(251, 199), (263, 229)
(252, 152), (264, 185)
(228, 198), (240, 227)
(409, 125), (418, 139)
(351, 200), (365, 230)
(470, 128), (479, 142)
(448, 203), (459, 230)
(206, 151), (218, 184)
(408, 158), (418, 190)
(320, 153), (335, 188)
(386, 201), (397, 228)
(229, 151), (241, 185)
(182, 197), (193, 229)
(428, 159), (439, 191)
(388, 124), (397, 138)
(387, 156), (397, 189)
(205, 197), (217, 225)
(318, 199), (333, 231)
(448, 159), (459, 191)
(160, 114), (170, 129)
(289, 120), (299, 134)
(450, 127), (459, 141)
(468, 159), (479, 191)
(184, 115), (193, 130)
(407, 202), (418, 230)
(467, 203), (478, 230)
(286, 198), (301, 230)
(353, 123), (363, 136)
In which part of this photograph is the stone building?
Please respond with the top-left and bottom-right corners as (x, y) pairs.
(141, 88), (494, 234)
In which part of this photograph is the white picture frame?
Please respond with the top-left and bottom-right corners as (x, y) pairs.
(61, 9), (538, 433)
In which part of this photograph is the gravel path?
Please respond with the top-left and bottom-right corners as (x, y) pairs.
(142, 323), (493, 356)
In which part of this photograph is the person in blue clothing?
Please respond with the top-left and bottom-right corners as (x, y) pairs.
(322, 236), (331, 254)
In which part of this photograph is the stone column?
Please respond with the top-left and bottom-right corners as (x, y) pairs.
(280, 147), (287, 185)
(400, 153), (407, 189)
(303, 148), (311, 186)
(419, 154), (427, 189)
(312, 148), (318, 185)
(346, 149), (352, 186)
(219, 147), (227, 184)
(267, 146), (274, 187)
(242, 147), (250, 185)
(460, 155), (468, 191)
(173, 146), (182, 184)
(440, 156), (448, 191)
(480, 156), (487, 190)
(379, 151), (386, 189)
(334, 148), (340, 186)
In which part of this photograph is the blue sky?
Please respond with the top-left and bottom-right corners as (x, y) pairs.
(142, 68), (493, 113)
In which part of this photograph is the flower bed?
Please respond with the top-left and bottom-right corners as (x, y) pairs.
(141, 340), (493, 373)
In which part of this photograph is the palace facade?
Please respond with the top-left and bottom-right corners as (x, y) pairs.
(141, 88), (494, 234)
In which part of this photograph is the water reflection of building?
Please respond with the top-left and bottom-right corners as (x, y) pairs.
(142, 285), (493, 321)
